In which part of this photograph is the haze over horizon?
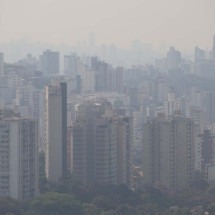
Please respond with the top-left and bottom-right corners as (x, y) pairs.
(0, 0), (215, 53)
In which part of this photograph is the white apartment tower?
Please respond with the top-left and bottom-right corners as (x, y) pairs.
(15, 86), (44, 149)
(45, 83), (67, 183)
(0, 110), (39, 200)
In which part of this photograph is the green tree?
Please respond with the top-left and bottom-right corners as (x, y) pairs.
(207, 203), (215, 214)
(82, 203), (101, 215)
(115, 204), (137, 215)
(0, 198), (24, 215)
(31, 192), (82, 215)
(92, 196), (115, 211)
(100, 210), (117, 215)
(179, 207), (191, 215)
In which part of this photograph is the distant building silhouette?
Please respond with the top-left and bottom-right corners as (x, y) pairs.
(64, 53), (79, 78)
(0, 53), (4, 78)
(40, 50), (60, 75)
(166, 47), (181, 71)
(212, 35), (215, 60)
(195, 47), (205, 63)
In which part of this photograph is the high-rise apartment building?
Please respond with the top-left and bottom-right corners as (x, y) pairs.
(40, 50), (60, 75)
(153, 77), (168, 105)
(195, 47), (205, 63)
(143, 115), (195, 191)
(0, 53), (3, 79)
(117, 116), (133, 186)
(166, 47), (181, 71)
(0, 109), (39, 200)
(64, 53), (79, 78)
(164, 92), (182, 116)
(72, 100), (117, 185)
(195, 59), (215, 78)
(67, 126), (73, 175)
(91, 57), (124, 93)
(198, 129), (215, 171)
(15, 86), (44, 149)
(72, 99), (132, 187)
(212, 35), (215, 60)
(0, 53), (4, 108)
(203, 92), (215, 124)
(16, 86), (44, 119)
(44, 83), (67, 183)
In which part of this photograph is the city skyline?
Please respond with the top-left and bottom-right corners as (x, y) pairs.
(0, 0), (215, 53)
(2, 1), (215, 213)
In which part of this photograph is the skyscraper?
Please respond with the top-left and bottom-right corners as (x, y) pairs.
(15, 86), (44, 149)
(166, 47), (181, 71)
(195, 47), (205, 63)
(72, 99), (132, 187)
(0, 53), (3, 79)
(212, 35), (215, 60)
(117, 116), (133, 186)
(0, 109), (39, 200)
(198, 129), (215, 172)
(40, 50), (60, 75)
(91, 57), (123, 93)
(0, 53), (4, 108)
(44, 83), (67, 183)
(64, 53), (79, 77)
(143, 115), (195, 191)
(204, 92), (215, 124)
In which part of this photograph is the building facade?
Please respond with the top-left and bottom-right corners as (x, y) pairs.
(40, 50), (60, 75)
(143, 115), (195, 191)
(0, 53), (3, 79)
(72, 99), (133, 188)
(0, 110), (39, 200)
(44, 83), (67, 183)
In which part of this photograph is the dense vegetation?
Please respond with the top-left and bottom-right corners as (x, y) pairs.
(2, 178), (215, 215)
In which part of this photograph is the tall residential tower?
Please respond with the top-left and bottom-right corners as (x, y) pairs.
(0, 53), (4, 108)
(0, 109), (39, 200)
(44, 83), (67, 183)
(40, 50), (60, 75)
(143, 115), (195, 191)
(72, 99), (133, 188)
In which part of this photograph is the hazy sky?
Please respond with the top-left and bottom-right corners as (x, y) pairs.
(0, 0), (215, 51)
